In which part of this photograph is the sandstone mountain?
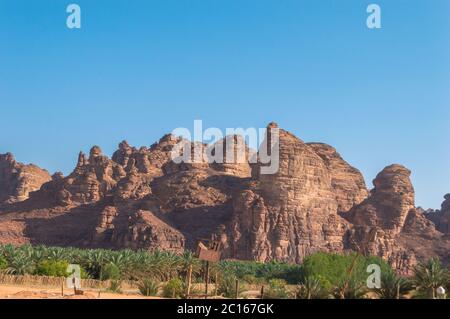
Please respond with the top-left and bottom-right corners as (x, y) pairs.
(424, 194), (450, 235)
(0, 153), (51, 204)
(0, 123), (448, 273)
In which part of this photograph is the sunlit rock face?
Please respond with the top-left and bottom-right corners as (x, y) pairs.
(0, 124), (449, 273)
(0, 153), (51, 204)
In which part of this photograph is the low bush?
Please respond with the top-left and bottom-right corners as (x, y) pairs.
(373, 271), (413, 299)
(302, 252), (391, 289)
(101, 263), (121, 281)
(264, 279), (289, 299)
(296, 276), (328, 299)
(138, 278), (159, 296)
(218, 260), (303, 285)
(162, 278), (185, 298)
(0, 256), (7, 270)
(218, 271), (241, 298)
(34, 260), (70, 277)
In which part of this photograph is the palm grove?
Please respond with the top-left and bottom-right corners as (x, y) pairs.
(0, 244), (448, 299)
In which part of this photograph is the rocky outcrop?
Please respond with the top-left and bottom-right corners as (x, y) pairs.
(0, 153), (51, 204)
(209, 135), (253, 177)
(425, 194), (450, 234)
(0, 123), (449, 272)
(37, 147), (125, 206)
(347, 164), (415, 233)
(229, 124), (350, 263)
(92, 207), (185, 252)
(0, 134), (248, 252)
(307, 143), (368, 213)
(345, 165), (448, 274)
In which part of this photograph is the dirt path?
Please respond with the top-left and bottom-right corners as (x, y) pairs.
(0, 284), (160, 299)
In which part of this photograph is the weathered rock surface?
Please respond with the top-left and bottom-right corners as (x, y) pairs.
(347, 164), (415, 233)
(230, 124), (350, 263)
(425, 194), (450, 234)
(0, 123), (449, 272)
(0, 153), (51, 204)
(345, 165), (449, 274)
(307, 143), (368, 213)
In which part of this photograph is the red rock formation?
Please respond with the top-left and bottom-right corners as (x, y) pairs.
(0, 153), (51, 204)
(0, 123), (449, 272)
(425, 194), (450, 234)
(346, 165), (448, 273)
(230, 124), (350, 263)
(38, 146), (125, 206)
(347, 164), (415, 233)
(209, 135), (253, 177)
(307, 143), (368, 213)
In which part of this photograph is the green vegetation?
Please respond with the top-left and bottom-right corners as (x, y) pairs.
(34, 260), (70, 277)
(101, 262), (121, 281)
(411, 258), (449, 299)
(217, 269), (240, 298)
(218, 260), (302, 284)
(138, 278), (159, 296)
(163, 278), (185, 298)
(301, 252), (391, 288)
(264, 279), (289, 299)
(0, 256), (7, 270)
(373, 271), (413, 299)
(296, 276), (328, 299)
(0, 244), (448, 299)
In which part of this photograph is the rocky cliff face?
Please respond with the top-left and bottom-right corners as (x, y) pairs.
(345, 165), (448, 274)
(0, 153), (51, 204)
(229, 124), (352, 263)
(307, 143), (368, 213)
(347, 165), (415, 233)
(425, 194), (450, 234)
(0, 123), (448, 272)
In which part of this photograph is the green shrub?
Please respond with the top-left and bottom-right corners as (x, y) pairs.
(34, 260), (70, 277)
(101, 263), (121, 281)
(373, 271), (413, 299)
(138, 278), (159, 296)
(302, 252), (391, 289)
(218, 271), (241, 298)
(242, 274), (265, 285)
(332, 278), (368, 299)
(218, 260), (302, 284)
(79, 267), (90, 279)
(163, 278), (185, 298)
(412, 258), (449, 299)
(0, 256), (7, 270)
(264, 279), (289, 299)
(296, 276), (328, 299)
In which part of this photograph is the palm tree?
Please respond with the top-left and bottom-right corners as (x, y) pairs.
(296, 276), (328, 299)
(85, 249), (106, 279)
(412, 258), (449, 299)
(6, 252), (34, 275)
(180, 251), (200, 275)
(373, 271), (413, 299)
(47, 247), (70, 261)
(0, 244), (18, 264)
(333, 278), (367, 299)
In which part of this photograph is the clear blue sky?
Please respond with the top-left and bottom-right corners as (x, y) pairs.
(0, 0), (449, 209)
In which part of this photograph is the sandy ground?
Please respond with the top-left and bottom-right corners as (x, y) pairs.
(0, 284), (160, 299)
